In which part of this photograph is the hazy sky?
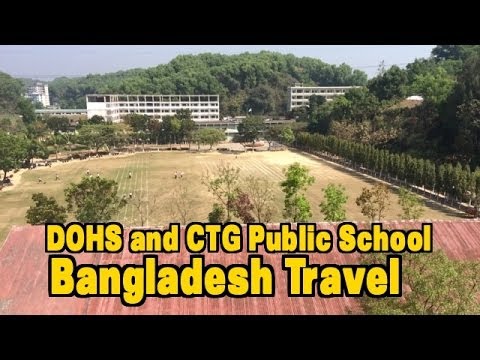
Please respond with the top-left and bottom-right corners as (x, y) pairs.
(0, 45), (435, 80)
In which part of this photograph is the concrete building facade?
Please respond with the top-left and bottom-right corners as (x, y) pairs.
(86, 94), (220, 122)
(287, 84), (360, 111)
(25, 82), (50, 107)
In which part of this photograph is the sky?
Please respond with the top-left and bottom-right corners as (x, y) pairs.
(0, 45), (435, 80)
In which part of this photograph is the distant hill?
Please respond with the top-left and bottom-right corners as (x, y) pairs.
(47, 51), (368, 116)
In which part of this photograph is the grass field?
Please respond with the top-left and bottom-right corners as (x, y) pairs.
(0, 149), (465, 245)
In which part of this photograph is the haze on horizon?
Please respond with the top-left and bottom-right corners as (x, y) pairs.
(0, 45), (435, 81)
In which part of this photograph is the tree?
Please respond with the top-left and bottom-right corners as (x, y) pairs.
(397, 187), (425, 220)
(408, 67), (455, 104)
(232, 191), (255, 223)
(237, 116), (265, 144)
(455, 99), (480, 163)
(0, 117), (24, 134)
(25, 193), (67, 224)
(361, 251), (480, 314)
(177, 109), (196, 148)
(280, 126), (295, 146)
(208, 203), (226, 223)
(202, 163), (241, 222)
(0, 131), (27, 180)
(244, 85), (276, 115)
(130, 191), (161, 227)
(264, 125), (282, 149)
(45, 133), (65, 161)
(27, 120), (49, 140)
(123, 113), (149, 133)
(87, 115), (105, 125)
(431, 45), (462, 61)
(355, 183), (391, 221)
(46, 116), (70, 134)
(264, 125), (295, 148)
(280, 162), (315, 222)
(195, 128), (226, 150)
(306, 95), (332, 134)
(243, 176), (275, 222)
(16, 97), (36, 125)
(168, 183), (193, 225)
(77, 124), (116, 154)
(319, 183), (348, 221)
(367, 65), (407, 101)
(162, 116), (181, 149)
(343, 87), (380, 123)
(0, 71), (23, 113)
(24, 138), (49, 168)
(64, 176), (127, 223)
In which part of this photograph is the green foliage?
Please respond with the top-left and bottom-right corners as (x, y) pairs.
(0, 131), (28, 179)
(194, 128), (226, 149)
(176, 109), (196, 145)
(398, 187), (425, 220)
(16, 97), (36, 124)
(208, 203), (226, 223)
(77, 124), (117, 153)
(280, 126), (295, 145)
(368, 65), (408, 101)
(25, 193), (67, 224)
(123, 113), (149, 132)
(237, 116), (265, 143)
(0, 71), (23, 113)
(264, 125), (294, 147)
(264, 125), (282, 148)
(455, 99), (480, 162)
(355, 183), (391, 221)
(87, 115), (106, 125)
(280, 162), (315, 222)
(202, 163), (241, 221)
(361, 251), (480, 314)
(319, 183), (348, 221)
(48, 52), (367, 114)
(306, 95), (333, 134)
(432, 45), (463, 61)
(161, 116), (182, 145)
(0, 116), (26, 134)
(64, 176), (127, 223)
(46, 116), (70, 134)
(343, 87), (381, 123)
(408, 67), (455, 104)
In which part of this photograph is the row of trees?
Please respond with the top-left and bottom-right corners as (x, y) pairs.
(202, 161), (425, 224)
(296, 132), (480, 208)
(0, 109), (232, 181)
